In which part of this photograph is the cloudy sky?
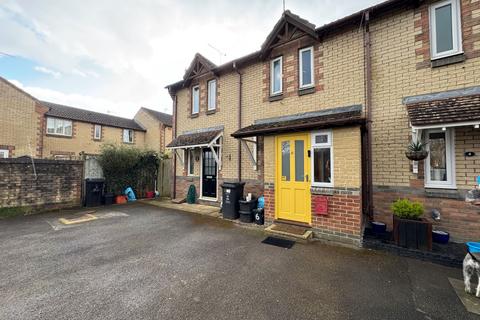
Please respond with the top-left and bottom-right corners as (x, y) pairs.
(0, 0), (383, 118)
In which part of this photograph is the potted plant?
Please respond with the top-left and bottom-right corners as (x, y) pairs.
(392, 199), (432, 250)
(405, 140), (428, 161)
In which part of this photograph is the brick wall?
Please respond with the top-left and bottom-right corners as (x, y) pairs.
(0, 158), (83, 211)
(0, 78), (44, 158)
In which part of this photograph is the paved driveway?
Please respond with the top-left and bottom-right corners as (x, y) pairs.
(0, 203), (475, 320)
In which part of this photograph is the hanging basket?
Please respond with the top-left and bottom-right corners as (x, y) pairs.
(405, 150), (428, 161)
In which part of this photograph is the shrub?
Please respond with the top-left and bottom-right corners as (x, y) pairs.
(98, 144), (160, 196)
(391, 199), (424, 220)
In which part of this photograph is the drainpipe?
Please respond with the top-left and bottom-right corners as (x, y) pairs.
(233, 62), (243, 182)
(172, 93), (177, 199)
(363, 10), (374, 219)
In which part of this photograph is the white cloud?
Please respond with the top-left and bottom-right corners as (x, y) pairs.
(1, 0), (384, 115)
(34, 66), (61, 78)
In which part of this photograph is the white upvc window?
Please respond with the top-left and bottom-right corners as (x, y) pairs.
(299, 46), (314, 88)
(0, 149), (9, 158)
(207, 79), (216, 111)
(425, 129), (456, 189)
(192, 85), (200, 115)
(270, 56), (283, 95)
(429, 0), (462, 60)
(46, 117), (72, 136)
(187, 149), (195, 176)
(311, 131), (333, 187)
(123, 129), (134, 143)
(94, 124), (102, 140)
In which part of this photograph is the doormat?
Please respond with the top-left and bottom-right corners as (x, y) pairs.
(262, 236), (295, 249)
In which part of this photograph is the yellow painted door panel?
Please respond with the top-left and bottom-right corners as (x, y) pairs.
(275, 133), (311, 224)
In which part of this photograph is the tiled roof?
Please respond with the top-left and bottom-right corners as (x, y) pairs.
(141, 108), (173, 126)
(406, 95), (480, 127)
(42, 101), (145, 131)
(232, 105), (365, 138)
(167, 129), (222, 148)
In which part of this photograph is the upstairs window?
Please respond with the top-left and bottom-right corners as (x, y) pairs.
(123, 129), (134, 143)
(429, 0), (462, 59)
(311, 131), (333, 187)
(299, 47), (314, 88)
(0, 149), (9, 158)
(192, 85), (200, 115)
(94, 124), (102, 140)
(46, 117), (72, 136)
(270, 56), (282, 96)
(207, 79), (216, 111)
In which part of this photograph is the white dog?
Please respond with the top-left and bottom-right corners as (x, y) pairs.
(464, 252), (480, 297)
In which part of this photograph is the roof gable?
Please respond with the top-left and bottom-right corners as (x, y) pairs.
(183, 53), (217, 81)
(260, 10), (318, 58)
(140, 107), (173, 126)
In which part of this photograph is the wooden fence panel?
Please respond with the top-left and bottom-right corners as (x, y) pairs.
(158, 158), (172, 198)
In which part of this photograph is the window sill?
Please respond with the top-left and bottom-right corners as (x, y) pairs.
(123, 142), (134, 144)
(424, 188), (462, 200)
(269, 94), (283, 102)
(190, 113), (199, 118)
(298, 86), (315, 96)
(431, 53), (465, 68)
(206, 109), (216, 115)
(46, 133), (73, 139)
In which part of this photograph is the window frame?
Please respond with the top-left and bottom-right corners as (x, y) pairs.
(299, 46), (314, 89)
(0, 149), (9, 158)
(310, 130), (334, 188)
(123, 129), (134, 144)
(207, 79), (217, 111)
(191, 85), (200, 115)
(425, 128), (456, 189)
(429, 0), (463, 60)
(187, 149), (195, 176)
(46, 117), (73, 137)
(270, 56), (283, 96)
(94, 124), (102, 140)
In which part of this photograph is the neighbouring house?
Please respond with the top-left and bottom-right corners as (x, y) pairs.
(0, 76), (172, 159)
(134, 107), (173, 153)
(167, 0), (480, 245)
(41, 101), (146, 159)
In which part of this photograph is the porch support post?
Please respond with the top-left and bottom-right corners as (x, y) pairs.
(174, 149), (185, 166)
(240, 139), (257, 170)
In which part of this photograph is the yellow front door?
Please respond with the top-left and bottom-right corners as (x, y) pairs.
(275, 133), (311, 224)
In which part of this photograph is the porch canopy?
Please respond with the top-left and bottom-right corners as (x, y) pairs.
(231, 105), (365, 139)
(405, 87), (480, 131)
(167, 127), (223, 167)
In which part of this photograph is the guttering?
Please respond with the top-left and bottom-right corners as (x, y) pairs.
(364, 10), (374, 219)
(233, 61), (243, 182)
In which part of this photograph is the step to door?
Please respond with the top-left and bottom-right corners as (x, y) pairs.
(265, 223), (313, 242)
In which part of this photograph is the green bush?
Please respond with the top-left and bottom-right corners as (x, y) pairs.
(98, 144), (161, 196)
(391, 199), (424, 220)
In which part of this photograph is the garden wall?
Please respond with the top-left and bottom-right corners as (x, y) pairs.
(0, 157), (83, 212)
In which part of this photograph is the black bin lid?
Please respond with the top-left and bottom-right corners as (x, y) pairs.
(221, 182), (246, 188)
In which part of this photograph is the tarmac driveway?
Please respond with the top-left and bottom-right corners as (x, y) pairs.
(0, 202), (476, 320)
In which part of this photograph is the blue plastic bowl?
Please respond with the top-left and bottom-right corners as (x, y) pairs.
(432, 230), (449, 244)
(467, 242), (480, 253)
(371, 221), (387, 234)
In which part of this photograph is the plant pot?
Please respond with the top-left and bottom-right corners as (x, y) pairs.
(115, 195), (127, 204)
(393, 215), (432, 251)
(405, 150), (428, 161)
(104, 193), (114, 205)
(371, 221), (387, 234)
(432, 230), (449, 244)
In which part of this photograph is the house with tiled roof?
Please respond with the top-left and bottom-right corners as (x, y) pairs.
(0, 76), (171, 159)
(166, 0), (480, 244)
(134, 107), (173, 153)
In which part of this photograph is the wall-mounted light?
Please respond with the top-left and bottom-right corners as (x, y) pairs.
(442, 127), (446, 131)
(475, 124), (479, 129)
